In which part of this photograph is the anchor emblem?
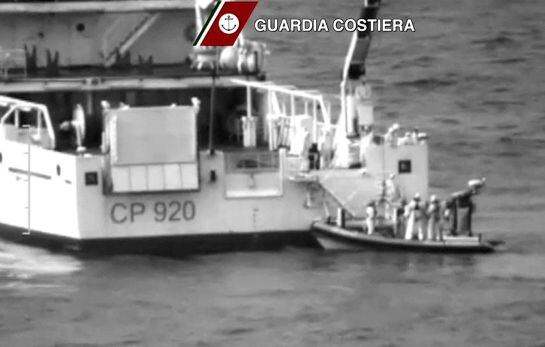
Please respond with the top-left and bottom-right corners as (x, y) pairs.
(219, 13), (240, 34)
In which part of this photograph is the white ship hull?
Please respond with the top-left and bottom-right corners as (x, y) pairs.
(0, 140), (323, 254)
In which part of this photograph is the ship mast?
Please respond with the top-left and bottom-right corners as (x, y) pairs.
(340, 0), (381, 135)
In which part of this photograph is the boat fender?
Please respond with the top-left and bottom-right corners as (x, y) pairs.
(336, 208), (346, 228)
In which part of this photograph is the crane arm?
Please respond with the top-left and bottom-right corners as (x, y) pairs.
(342, 0), (381, 83)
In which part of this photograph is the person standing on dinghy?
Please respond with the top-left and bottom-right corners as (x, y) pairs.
(365, 201), (377, 235)
(427, 195), (441, 241)
(393, 198), (407, 238)
(384, 173), (402, 220)
(404, 194), (426, 241)
(60, 104), (86, 153)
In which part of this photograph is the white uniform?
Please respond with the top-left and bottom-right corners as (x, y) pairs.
(365, 205), (376, 235)
(384, 125), (399, 147)
(385, 177), (402, 203)
(427, 201), (440, 241)
(60, 104), (86, 152)
(404, 199), (425, 241)
(359, 131), (373, 167)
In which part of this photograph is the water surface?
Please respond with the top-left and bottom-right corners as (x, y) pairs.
(1, 0), (545, 346)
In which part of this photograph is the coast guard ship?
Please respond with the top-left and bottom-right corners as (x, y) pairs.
(0, 0), (435, 254)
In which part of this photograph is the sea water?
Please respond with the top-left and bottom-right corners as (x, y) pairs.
(1, 0), (544, 345)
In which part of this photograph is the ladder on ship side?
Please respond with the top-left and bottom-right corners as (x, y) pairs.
(103, 13), (161, 68)
(23, 125), (31, 236)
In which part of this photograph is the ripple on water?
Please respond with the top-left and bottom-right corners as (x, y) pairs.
(477, 253), (545, 282)
(393, 77), (458, 89)
(471, 35), (518, 50)
(0, 242), (81, 293)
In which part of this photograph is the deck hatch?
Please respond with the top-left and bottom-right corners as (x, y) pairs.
(105, 104), (199, 193)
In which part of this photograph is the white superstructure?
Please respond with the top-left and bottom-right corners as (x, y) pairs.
(0, 0), (432, 254)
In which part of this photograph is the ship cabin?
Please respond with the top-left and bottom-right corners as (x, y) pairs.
(0, 0), (294, 196)
(0, 0), (428, 209)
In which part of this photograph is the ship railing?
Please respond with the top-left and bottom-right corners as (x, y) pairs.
(230, 79), (340, 181)
(0, 48), (26, 80)
(231, 79), (334, 145)
(0, 95), (55, 149)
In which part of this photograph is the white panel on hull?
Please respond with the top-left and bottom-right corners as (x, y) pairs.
(164, 164), (183, 190)
(147, 165), (164, 191)
(0, 140), (81, 239)
(130, 166), (147, 191)
(180, 164), (199, 190)
(110, 163), (200, 192)
(112, 106), (196, 165)
(106, 105), (199, 193)
(110, 167), (130, 192)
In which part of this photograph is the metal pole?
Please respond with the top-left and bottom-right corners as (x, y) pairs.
(208, 48), (219, 154)
(246, 84), (252, 118)
(23, 125), (31, 235)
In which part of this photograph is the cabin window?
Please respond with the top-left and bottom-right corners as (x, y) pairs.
(225, 152), (279, 173)
(18, 110), (41, 128)
(398, 160), (412, 174)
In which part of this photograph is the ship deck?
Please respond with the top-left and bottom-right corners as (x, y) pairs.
(0, 65), (263, 93)
(62, 145), (275, 157)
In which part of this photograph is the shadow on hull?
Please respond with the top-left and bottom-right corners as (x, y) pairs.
(0, 223), (319, 257)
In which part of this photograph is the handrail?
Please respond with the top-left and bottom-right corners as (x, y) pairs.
(231, 79), (332, 125)
(0, 95), (56, 149)
(232, 79), (324, 102)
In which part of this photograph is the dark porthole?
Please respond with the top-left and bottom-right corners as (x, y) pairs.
(85, 172), (99, 186)
(398, 160), (412, 174)
(76, 23), (86, 32)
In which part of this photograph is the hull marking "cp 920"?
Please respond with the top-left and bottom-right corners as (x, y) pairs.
(110, 201), (196, 224)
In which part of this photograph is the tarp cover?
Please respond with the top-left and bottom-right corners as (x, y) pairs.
(112, 106), (196, 165)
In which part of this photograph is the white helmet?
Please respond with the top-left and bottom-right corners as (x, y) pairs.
(468, 177), (486, 190)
